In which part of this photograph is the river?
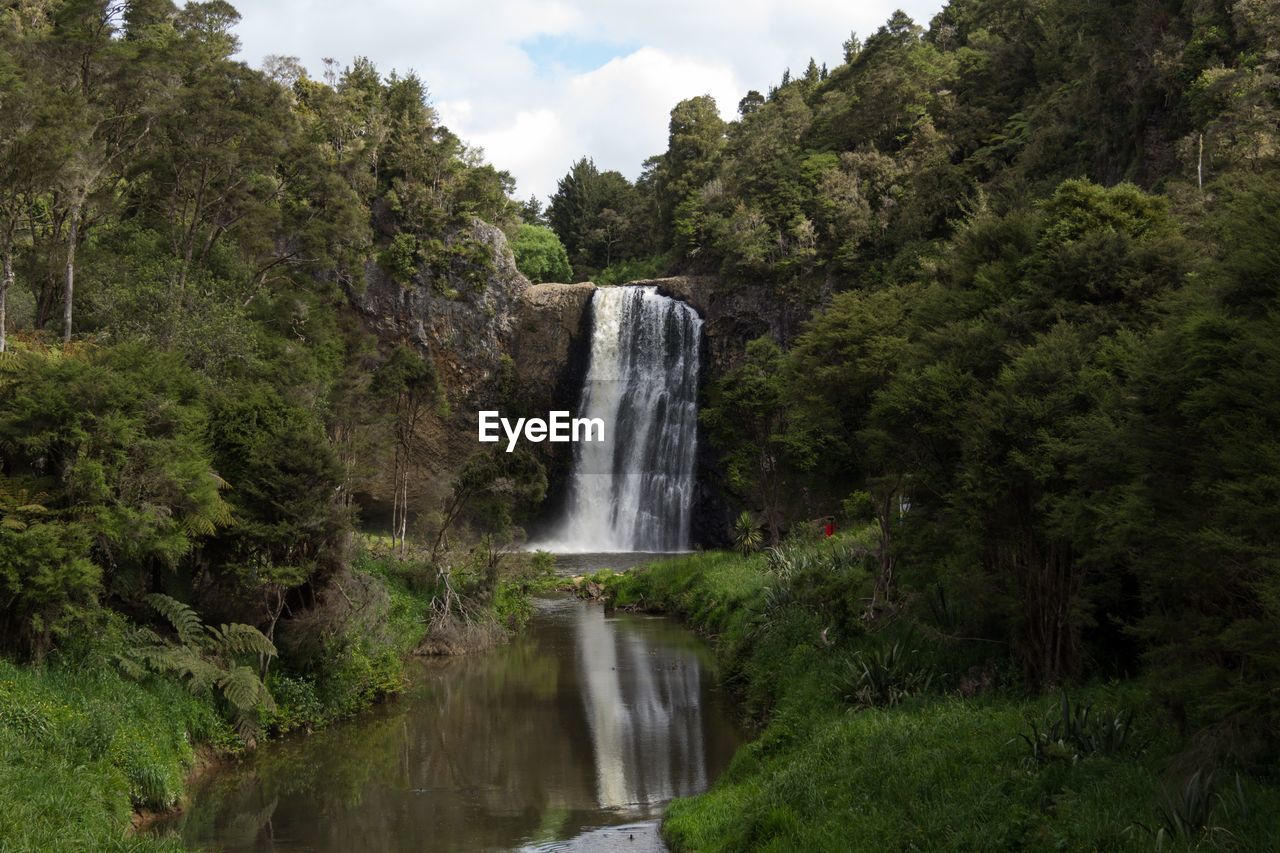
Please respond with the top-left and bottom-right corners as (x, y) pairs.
(162, 589), (741, 852)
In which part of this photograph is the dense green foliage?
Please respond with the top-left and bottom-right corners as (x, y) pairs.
(605, 544), (1280, 851)
(669, 2), (1280, 762)
(697, 171), (1280, 752)
(611, 1), (1277, 283)
(510, 223), (572, 283)
(0, 3), (546, 842)
(0, 0), (541, 662)
(546, 156), (661, 280)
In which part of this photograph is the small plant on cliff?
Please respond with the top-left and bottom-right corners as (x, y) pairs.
(380, 232), (421, 284)
(734, 511), (764, 556)
(117, 594), (277, 744)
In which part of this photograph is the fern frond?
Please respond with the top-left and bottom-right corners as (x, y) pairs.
(116, 654), (147, 679)
(213, 623), (277, 658)
(233, 712), (260, 746)
(146, 593), (208, 648)
(181, 497), (233, 536)
(218, 665), (270, 712)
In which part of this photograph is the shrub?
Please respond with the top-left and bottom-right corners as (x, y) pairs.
(510, 224), (571, 283)
(733, 511), (763, 555)
(841, 636), (936, 707)
(1018, 690), (1140, 765)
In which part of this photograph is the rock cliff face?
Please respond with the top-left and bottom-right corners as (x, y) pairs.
(510, 282), (596, 413)
(348, 220), (534, 527)
(354, 219), (531, 404)
(630, 275), (825, 375)
(510, 282), (597, 536)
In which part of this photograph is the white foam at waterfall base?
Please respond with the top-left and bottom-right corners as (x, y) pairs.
(533, 286), (702, 553)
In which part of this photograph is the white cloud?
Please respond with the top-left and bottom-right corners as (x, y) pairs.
(230, 0), (944, 200)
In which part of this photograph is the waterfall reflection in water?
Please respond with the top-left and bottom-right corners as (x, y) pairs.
(161, 594), (740, 852)
(576, 596), (708, 810)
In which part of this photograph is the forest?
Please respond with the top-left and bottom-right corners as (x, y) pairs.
(535, 0), (1274, 845)
(1, 0), (1279, 849)
(542, 0), (1280, 737)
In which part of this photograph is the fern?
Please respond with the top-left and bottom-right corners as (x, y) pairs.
(118, 595), (278, 744)
(0, 477), (52, 532)
(213, 623), (277, 658)
(146, 593), (205, 647)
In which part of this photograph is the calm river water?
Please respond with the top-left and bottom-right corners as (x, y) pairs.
(162, 587), (741, 852)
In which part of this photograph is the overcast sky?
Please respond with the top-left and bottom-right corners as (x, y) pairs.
(230, 1), (943, 202)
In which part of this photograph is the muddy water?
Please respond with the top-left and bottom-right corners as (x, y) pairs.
(165, 593), (741, 852)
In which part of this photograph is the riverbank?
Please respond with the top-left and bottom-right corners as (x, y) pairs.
(0, 543), (543, 851)
(600, 540), (1280, 851)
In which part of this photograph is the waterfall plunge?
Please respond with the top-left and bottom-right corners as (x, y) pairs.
(542, 286), (702, 553)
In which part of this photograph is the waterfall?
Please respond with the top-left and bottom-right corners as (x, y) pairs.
(543, 286), (701, 553)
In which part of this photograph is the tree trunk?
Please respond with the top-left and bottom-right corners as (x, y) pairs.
(1197, 133), (1204, 194)
(62, 199), (81, 345)
(1, 242), (12, 353)
(261, 587), (286, 681)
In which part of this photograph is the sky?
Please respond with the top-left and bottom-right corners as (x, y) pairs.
(230, 1), (944, 202)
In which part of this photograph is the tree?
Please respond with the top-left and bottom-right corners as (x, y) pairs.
(0, 507), (99, 662)
(787, 285), (915, 601)
(547, 157), (639, 277)
(701, 338), (809, 543)
(45, 0), (173, 342)
(133, 22), (290, 295)
(431, 447), (546, 561)
(1104, 177), (1280, 735)
(0, 346), (231, 592)
(518, 194), (546, 225)
(205, 384), (345, 588)
(510, 223), (571, 283)
(0, 13), (64, 352)
(738, 90), (765, 117)
(656, 95), (726, 246)
(371, 345), (441, 552)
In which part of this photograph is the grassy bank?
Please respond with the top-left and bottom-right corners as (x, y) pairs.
(0, 543), (542, 851)
(0, 641), (230, 851)
(601, 541), (1280, 852)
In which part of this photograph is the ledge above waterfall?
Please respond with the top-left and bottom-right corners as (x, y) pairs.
(512, 282), (597, 412)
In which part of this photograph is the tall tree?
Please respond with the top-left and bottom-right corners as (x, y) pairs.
(372, 345), (441, 553)
(47, 0), (173, 342)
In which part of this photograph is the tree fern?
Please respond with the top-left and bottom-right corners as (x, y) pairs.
(118, 595), (278, 744)
(219, 665), (275, 714)
(0, 478), (51, 532)
(179, 473), (233, 537)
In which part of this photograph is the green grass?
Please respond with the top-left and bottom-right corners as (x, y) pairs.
(606, 545), (1280, 852)
(0, 655), (230, 852)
